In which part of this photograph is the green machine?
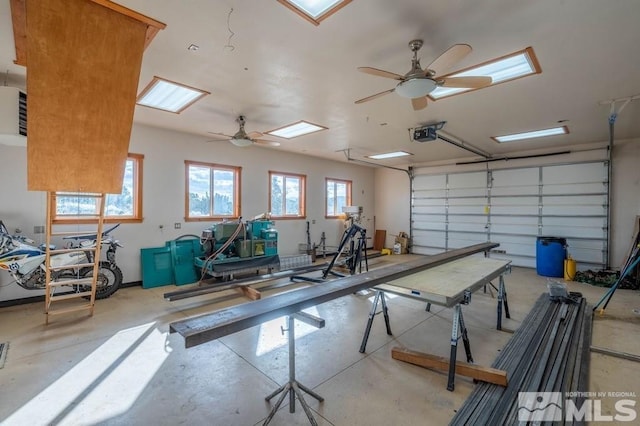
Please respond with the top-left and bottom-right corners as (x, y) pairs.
(195, 219), (279, 277)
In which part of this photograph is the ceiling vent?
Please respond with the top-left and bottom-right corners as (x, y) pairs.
(0, 86), (27, 147)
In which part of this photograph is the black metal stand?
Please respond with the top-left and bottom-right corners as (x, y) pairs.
(447, 304), (473, 391)
(359, 290), (392, 353)
(291, 224), (368, 283)
(263, 312), (325, 426)
(496, 275), (510, 330)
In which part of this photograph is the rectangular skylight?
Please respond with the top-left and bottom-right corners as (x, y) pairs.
(267, 120), (328, 139)
(367, 151), (413, 160)
(492, 126), (569, 143)
(430, 47), (541, 100)
(136, 76), (209, 113)
(278, 0), (351, 25)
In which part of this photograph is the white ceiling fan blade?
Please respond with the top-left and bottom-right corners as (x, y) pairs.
(358, 67), (404, 80)
(411, 97), (428, 111)
(355, 88), (395, 104)
(426, 44), (472, 76)
(439, 76), (492, 89)
(254, 139), (281, 147)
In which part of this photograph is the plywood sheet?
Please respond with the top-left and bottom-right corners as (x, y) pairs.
(376, 256), (510, 306)
(26, 0), (147, 193)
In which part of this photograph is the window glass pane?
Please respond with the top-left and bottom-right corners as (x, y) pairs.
(285, 177), (300, 215)
(213, 169), (235, 215)
(271, 175), (284, 216)
(105, 159), (134, 216)
(336, 182), (347, 215)
(326, 181), (335, 216)
(56, 194), (99, 215)
(189, 165), (212, 217)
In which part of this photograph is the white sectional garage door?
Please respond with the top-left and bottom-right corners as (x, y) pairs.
(411, 161), (608, 269)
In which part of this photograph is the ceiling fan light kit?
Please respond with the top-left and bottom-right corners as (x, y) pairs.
(395, 78), (436, 99)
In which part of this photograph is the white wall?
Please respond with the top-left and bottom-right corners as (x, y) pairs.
(374, 167), (411, 248)
(0, 124), (375, 301)
(374, 139), (640, 269)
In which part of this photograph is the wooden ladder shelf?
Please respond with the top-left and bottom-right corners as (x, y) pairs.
(44, 192), (106, 324)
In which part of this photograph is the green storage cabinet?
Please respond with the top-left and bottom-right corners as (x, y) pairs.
(141, 246), (173, 288)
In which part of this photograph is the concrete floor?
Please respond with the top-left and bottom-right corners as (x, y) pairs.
(0, 256), (639, 426)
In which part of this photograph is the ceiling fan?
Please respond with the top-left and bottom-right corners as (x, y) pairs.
(355, 40), (492, 111)
(207, 116), (281, 147)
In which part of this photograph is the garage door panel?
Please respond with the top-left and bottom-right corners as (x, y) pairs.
(491, 223), (539, 235)
(543, 163), (606, 184)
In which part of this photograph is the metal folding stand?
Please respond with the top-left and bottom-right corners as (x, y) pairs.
(447, 302), (473, 391)
(291, 224), (368, 284)
(496, 275), (510, 330)
(359, 290), (392, 353)
(263, 312), (325, 426)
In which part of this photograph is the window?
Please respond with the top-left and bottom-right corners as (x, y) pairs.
(325, 178), (351, 218)
(53, 153), (143, 223)
(269, 171), (306, 219)
(185, 160), (241, 221)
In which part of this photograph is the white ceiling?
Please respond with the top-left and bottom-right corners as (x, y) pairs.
(2, 0), (640, 166)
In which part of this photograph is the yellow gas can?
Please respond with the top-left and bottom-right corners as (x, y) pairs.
(564, 256), (576, 281)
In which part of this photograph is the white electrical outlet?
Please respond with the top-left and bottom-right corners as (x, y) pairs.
(174, 223), (181, 229)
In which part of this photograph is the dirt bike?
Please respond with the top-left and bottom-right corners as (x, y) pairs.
(0, 220), (123, 299)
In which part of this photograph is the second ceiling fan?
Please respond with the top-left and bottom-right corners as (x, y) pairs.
(207, 115), (281, 147)
(355, 40), (492, 111)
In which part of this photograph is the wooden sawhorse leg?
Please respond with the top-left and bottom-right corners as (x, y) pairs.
(359, 290), (392, 353)
(447, 304), (473, 391)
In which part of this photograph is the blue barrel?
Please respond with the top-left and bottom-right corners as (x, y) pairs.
(536, 237), (567, 277)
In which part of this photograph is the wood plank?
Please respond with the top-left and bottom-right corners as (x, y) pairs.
(373, 230), (386, 251)
(170, 242), (498, 348)
(235, 286), (262, 301)
(9, 0), (26, 66)
(391, 347), (508, 387)
(24, 0), (160, 193)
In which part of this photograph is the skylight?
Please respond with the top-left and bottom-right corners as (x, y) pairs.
(430, 47), (541, 100)
(267, 120), (328, 139)
(136, 76), (209, 113)
(278, 0), (352, 25)
(492, 126), (569, 143)
(367, 151), (413, 160)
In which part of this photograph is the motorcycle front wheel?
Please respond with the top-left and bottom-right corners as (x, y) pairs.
(80, 261), (123, 299)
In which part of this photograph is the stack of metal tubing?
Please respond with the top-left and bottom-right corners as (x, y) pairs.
(450, 293), (592, 425)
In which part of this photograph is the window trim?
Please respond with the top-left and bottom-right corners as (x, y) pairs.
(184, 160), (242, 222)
(52, 153), (144, 224)
(268, 171), (307, 220)
(325, 177), (352, 218)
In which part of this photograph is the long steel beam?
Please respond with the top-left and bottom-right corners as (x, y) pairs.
(170, 242), (499, 348)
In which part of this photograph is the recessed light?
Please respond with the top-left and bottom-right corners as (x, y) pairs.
(136, 76), (209, 113)
(430, 47), (541, 100)
(367, 151), (413, 160)
(492, 126), (569, 143)
(267, 120), (328, 139)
